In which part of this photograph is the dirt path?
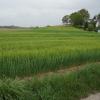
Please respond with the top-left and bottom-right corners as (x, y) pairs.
(81, 93), (100, 100)
(36, 62), (100, 78)
(19, 61), (100, 80)
(20, 63), (86, 80)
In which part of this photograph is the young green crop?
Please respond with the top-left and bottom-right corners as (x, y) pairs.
(0, 26), (100, 77)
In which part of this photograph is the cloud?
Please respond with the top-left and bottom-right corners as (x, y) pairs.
(0, 0), (100, 26)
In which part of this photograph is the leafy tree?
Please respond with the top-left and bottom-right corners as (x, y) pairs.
(70, 12), (84, 26)
(79, 9), (90, 21)
(62, 9), (90, 28)
(88, 23), (95, 31)
(97, 13), (100, 20)
(62, 15), (70, 25)
(84, 21), (88, 30)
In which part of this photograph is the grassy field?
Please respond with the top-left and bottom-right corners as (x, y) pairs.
(0, 26), (100, 77)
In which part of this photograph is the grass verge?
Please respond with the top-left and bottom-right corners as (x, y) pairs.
(0, 63), (100, 100)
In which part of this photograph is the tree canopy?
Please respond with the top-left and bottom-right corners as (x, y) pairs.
(62, 9), (100, 32)
(70, 12), (84, 26)
(62, 9), (90, 26)
(79, 9), (90, 21)
(62, 15), (70, 25)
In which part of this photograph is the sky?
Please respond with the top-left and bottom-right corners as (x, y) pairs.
(0, 0), (100, 27)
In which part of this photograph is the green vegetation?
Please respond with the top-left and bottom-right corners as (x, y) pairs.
(70, 12), (84, 26)
(62, 9), (90, 26)
(0, 26), (100, 99)
(0, 26), (100, 77)
(0, 63), (100, 100)
(62, 9), (100, 32)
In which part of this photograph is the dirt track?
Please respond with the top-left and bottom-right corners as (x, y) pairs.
(81, 93), (100, 100)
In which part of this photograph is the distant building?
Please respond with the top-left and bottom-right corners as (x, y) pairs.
(87, 19), (92, 23)
(96, 17), (100, 32)
(96, 20), (100, 28)
(92, 15), (100, 32)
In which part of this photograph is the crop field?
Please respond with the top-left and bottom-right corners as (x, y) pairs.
(0, 26), (100, 100)
(0, 26), (100, 77)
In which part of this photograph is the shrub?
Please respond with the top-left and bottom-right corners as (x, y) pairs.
(94, 27), (98, 32)
(84, 22), (88, 30)
(88, 24), (95, 31)
(98, 25), (100, 29)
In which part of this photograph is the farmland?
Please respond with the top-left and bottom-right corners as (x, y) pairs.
(0, 26), (100, 77)
(0, 26), (100, 99)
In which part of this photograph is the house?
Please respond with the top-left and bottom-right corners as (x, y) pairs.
(88, 19), (92, 23)
(96, 21), (100, 32)
(96, 19), (100, 28)
(95, 16), (100, 32)
(85, 16), (100, 32)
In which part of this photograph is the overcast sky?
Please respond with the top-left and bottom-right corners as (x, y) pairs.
(0, 0), (100, 27)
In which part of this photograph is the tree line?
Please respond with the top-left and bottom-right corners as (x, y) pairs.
(62, 9), (100, 32)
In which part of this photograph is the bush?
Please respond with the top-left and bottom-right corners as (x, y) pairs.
(94, 27), (98, 32)
(98, 25), (100, 29)
(88, 24), (95, 31)
(84, 22), (88, 30)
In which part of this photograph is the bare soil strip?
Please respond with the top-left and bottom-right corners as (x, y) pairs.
(81, 93), (100, 100)
(18, 61), (100, 80)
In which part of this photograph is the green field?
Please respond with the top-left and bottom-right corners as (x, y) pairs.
(0, 26), (100, 77)
(0, 26), (100, 100)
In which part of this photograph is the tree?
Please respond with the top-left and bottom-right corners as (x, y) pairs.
(70, 12), (84, 26)
(62, 9), (90, 28)
(62, 15), (71, 25)
(84, 21), (88, 30)
(97, 14), (100, 20)
(79, 9), (90, 22)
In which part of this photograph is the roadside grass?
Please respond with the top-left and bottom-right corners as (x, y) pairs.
(0, 63), (100, 100)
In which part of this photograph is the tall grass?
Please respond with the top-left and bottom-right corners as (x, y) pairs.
(0, 26), (100, 77)
(0, 63), (100, 100)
